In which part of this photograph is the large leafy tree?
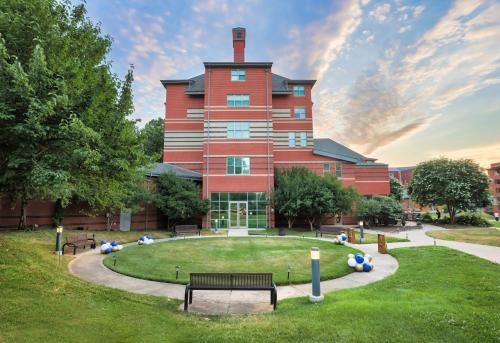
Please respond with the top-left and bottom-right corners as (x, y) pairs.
(139, 118), (164, 162)
(389, 175), (404, 201)
(155, 172), (209, 229)
(356, 195), (404, 227)
(409, 158), (491, 223)
(0, 0), (148, 229)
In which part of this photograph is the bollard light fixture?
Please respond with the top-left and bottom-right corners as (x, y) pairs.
(309, 247), (324, 303)
(55, 226), (63, 256)
(310, 248), (320, 260)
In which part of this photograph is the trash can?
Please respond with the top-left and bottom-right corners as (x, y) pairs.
(278, 228), (286, 236)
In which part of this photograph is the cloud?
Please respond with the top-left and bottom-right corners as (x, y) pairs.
(399, 25), (411, 33)
(425, 142), (500, 168)
(413, 5), (425, 17)
(273, 1), (363, 79)
(369, 3), (391, 22)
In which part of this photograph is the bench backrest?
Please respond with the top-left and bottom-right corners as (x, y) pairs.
(319, 226), (344, 233)
(66, 234), (89, 243)
(175, 225), (198, 231)
(189, 273), (273, 289)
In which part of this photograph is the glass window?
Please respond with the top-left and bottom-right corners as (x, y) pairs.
(293, 85), (305, 96)
(227, 157), (250, 175)
(323, 163), (330, 174)
(496, 179), (500, 184)
(288, 132), (296, 147)
(231, 69), (246, 81)
(299, 132), (307, 146)
(335, 163), (342, 177)
(227, 94), (250, 107)
(294, 107), (306, 119)
(227, 122), (250, 138)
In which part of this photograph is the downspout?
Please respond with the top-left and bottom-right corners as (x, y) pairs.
(206, 68), (212, 229)
(265, 68), (271, 228)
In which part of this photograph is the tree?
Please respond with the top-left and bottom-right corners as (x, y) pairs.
(389, 175), (404, 201)
(409, 158), (491, 224)
(155, 172), (209, 229)
(0, 0), (149, 229)
(323, 173), (359, 222)
(139, 118), (164, 162)
(356, 195), (404, 227)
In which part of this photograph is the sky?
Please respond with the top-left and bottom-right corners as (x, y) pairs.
(84, 0), (500, 168)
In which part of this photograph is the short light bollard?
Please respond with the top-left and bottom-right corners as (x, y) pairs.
(309, 247), (324, 303)
(358, 221), (365, 243)
(55, 226), (63, 255)
(176, 265), (180, 280)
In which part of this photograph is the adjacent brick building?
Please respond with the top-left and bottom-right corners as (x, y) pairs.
(161, 28), (390, 229)
(487, 162), (500, 214)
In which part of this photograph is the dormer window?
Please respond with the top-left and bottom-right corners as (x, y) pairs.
(231, 69), (246, 81)
(293, 85), (305, 96)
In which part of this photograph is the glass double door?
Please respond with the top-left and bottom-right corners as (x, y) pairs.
(229, 201), (248, 228)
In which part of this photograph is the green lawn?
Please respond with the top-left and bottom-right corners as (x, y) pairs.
(248, 228), (408, 244)
(1, 230), (499, 342)
(426, 228), (500, 247)
(103, 237), (358, 285)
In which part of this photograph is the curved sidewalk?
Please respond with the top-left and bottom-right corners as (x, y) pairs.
(69, 235), (398, 315)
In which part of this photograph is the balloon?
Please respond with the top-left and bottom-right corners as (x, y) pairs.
(365, 254), (372, 262)
(355, 264), (364, 272)
(112, 246), (119, 251)
(104, 247), (112, 254)
(347, 258), (357, 267)
(139, 236), (145, 241)
(138, 240), (144, 245)
(117, 245), (123, 250)
(341, 233), (347, 241)
(333, 238), (339, 244)
(355, 254), (364, 264)
(111, 241), (118, 247)
(363, 263), (372, 272)
(347, 253), (354, 259)
(100, 240), (107, 245)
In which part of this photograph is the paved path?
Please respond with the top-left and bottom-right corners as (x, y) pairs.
(68, 224), (499, 315)
(69, 235), (398, 315)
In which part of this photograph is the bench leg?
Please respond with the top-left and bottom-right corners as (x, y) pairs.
(73, 246), (77, 255)
(273, 289), (277, 310)
(189, 289), (193, 304)
(184, 288), (189, 311)
(270, 290), (274, 304)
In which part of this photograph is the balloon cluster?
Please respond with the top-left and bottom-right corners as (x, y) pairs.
(100, 240), (123, 254)
(138, 234), (154, 245)
(347, 253), (374, 272)
(333, 232), (348, 245)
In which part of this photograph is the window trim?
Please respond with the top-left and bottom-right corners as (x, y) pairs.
(227, 122), (250, 139)
(227, 94), (250, 107)
(227, 156), (251, 175)
(299, 131), (307, 147)
(293, 85), (305, 97)
(288, 132), (296, 147)
(294, 107), (306, 119)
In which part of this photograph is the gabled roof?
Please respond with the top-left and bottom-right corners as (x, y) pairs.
(313, 138), (386, 166)
(161, 72), (315, 94)
(146, 163), (202, 180)
(389, 166), (416, 172)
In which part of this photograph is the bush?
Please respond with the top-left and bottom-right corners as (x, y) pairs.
(357, 195), (404, 227)
(454, 212), (491, 227)
(421, 213), (434, 223)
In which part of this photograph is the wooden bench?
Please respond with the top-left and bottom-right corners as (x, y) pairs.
(184, 272), (277, 311)
(62, 234), (96, 255)
(316, 225), (344, 238)
(174, 225), (201, 237)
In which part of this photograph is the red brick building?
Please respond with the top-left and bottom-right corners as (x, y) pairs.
(487, 162), (500, 214)
(161, 28), (390, 229)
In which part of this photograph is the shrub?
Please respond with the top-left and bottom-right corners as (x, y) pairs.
(421, 213), (434, 223)
(454, 212), (491, 227)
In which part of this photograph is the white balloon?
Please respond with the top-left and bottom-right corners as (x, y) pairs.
(365, 254), (372, 262)
(347, 253), (354, 259)
(347, 258), (357, 267)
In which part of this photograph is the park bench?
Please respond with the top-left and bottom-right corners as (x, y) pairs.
(174, 225), (201, 237)
(184, 272), (277, 311)
(316, 225), (344, 238)
(62, 234), (96, 255)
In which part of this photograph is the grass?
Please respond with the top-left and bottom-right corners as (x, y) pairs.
(103, 237), (359, 285)
(426, 228), (500, 247)
(1, 230), (500, 342)
(248, 228), (409, 244)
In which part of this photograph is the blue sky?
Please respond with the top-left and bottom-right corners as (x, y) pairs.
(84, 0), (500, 167)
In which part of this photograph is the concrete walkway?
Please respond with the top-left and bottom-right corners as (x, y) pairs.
(69, 235), (398, 315)
(68, 224), (500, 315)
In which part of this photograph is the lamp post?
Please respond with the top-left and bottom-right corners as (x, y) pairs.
(215, 219), (219, 232)
(55, 226), (63, 255)
(309, 247), (324, 303)
(358, 220), (365, 243)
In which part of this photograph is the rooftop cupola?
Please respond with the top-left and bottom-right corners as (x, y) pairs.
(232, 27), (246, 63)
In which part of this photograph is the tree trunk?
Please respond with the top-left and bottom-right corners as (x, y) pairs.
(306, 217), (315, 231)
(105, 210), (113, 231)
(18, 198), (28, 230)
(287, 217), (294, 229)
(448, 205), (456, 224)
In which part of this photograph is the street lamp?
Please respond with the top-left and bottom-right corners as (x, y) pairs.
(358, 220), (365, 243)
(55, 226), (63, 255)
(309, 247), (324, 303)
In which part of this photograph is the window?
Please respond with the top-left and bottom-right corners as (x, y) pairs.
(299, 132), (307, 146)
(236, 31), (242, 39)
(323, 163), (330, 174)
(227, 122), (250, 138)
(335, 163), (342, 177)
(227, 94), (250, 107)
(227, 157), (250, 175)
(288, 132), (296, 147)
(294, 107), (306, 119)
(496, 179), (500, 184)
(293, 85), (305, 96)
(231, 69), (246, 81)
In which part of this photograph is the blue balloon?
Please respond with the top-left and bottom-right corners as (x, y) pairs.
(355, 254), (364, 264)
(147, 234), (152, 239)
(105, 247), (112, 254)
(363, 263), (372, 272)
(100, 240), (107, 245)
(111, 241), (118, 246)
(139, 236), (145, 241)
(341, 235), (347, 241)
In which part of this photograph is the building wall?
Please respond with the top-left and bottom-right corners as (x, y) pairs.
(488, 162), (500, 213)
